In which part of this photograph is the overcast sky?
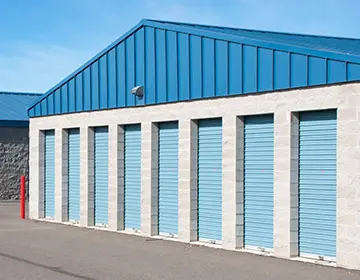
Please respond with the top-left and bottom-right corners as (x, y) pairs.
(0, 0), (359, 93)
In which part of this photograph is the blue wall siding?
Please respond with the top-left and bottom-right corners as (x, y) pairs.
(108, 49), (117, 108)
(117, 42), (126, 107)
(166, 31), (178, 102)
(30, 26), (360, 117)
(99, 55), (108, 109)
(202, 38), (215, 98)
(68, 78), (76, 113)
(91, 62), (100, 110)
(126, 35), (135, 106)
(75, 73), (83, 112)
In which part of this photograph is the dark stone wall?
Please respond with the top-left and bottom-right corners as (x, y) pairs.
(0, 127), (29, 200)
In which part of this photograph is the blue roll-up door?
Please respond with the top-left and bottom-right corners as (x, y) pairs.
(44, 130), (55, 218)
(158, 122), (179, 235)
(68, 128), (80, 222)
(197, 118), (222, 241)
(94, 127), (108, 226)
(299, 110), (337, 258)
(124, 124), (141, 230)
(244, 114), (274, 249)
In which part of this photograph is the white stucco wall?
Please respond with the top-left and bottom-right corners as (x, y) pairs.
(29, 82), (360, 270)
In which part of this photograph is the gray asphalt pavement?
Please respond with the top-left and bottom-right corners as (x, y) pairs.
(0, 202), (358, 280)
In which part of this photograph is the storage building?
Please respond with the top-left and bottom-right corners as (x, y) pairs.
(28, 19), (360, 270)
(0, 91), (42, 199)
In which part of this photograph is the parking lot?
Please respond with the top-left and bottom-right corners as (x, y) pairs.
(0, 202), (358, 280)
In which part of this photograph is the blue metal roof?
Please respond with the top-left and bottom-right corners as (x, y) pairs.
(0, 92), (42, 125)
(154, 20), (360, 56)
(28, 19), (360, 118)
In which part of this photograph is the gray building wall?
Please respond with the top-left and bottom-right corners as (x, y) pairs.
(0, 126), (29, 200)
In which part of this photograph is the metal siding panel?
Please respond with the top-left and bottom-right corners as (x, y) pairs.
(116, 43), (126, 107)
(229, 43), (242, 95)
(108, 48), (117, 108)
(124, 124), (141, 230)
(243, 45), (257, 93)
(135, 29), (145, 106)
(44, 130), (55, 218)
(68, 129), (80, 221)
(68, 78), (76, 113)
(28, 108), (35, 117)
(61, 84), (68, 113)
(348, 63), (360, 81)
(75, 73), (83, 112)
(166, 31), (178, 102)
(244, 114), (274, 249)
(155, 29), (167, 103)
(299, 110), (337, 258)
(258, 48), (273, 92)
(41, 99), (47, 116)
(83, 67), (91, 111)
(99, 55), (108, 109)
(327, 60), (346, 83)
(158, 122), (179, 235)
(197, 118), (222, 241)
(308, 56), (326, 86)
(178, 33), (190, 101)
(54, 89), (61, 114)
(215, 40), (228, 96)
(190, 35), (202, 99)
(202, 38), (215, 98)
(290, 53), (307, 88)
(126, 35), (135, 106)
(145, 27), (156, 105)
(91, 62), (100, 110)
(274, 50), (290, 90)
(94, 127), (108, 225)
(47, 94), (54, 115)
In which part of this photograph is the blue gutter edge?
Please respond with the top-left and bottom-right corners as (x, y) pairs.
(28, 18), (360, 115)
(0, 120), (29, 127)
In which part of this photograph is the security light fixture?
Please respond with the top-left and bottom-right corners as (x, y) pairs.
(132, 86), (144, 99)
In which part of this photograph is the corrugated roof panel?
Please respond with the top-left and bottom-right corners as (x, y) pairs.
(28, 19), (360, 118)
(0, 92), (42, 122)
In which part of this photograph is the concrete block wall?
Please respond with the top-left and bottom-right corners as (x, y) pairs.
(29, 82), (360, 270)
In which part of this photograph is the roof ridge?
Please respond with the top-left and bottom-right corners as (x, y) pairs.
(146, 19), (360, 41)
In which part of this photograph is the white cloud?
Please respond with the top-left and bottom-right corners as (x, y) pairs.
(0, 43), (93, 93)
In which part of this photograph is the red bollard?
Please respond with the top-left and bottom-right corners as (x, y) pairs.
(20, 176), (25, 219)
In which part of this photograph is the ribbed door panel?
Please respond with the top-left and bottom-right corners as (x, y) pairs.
(68, 128), (80, 222)
(197, 118), (222, 241)
(124, 124), (141, 230)
(94, 127), (108, 225)
(244, 115), (274, 249)
(158, 122), (179, 235)
(299, 110), (337, 258)
(44, 130), (55, 218)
